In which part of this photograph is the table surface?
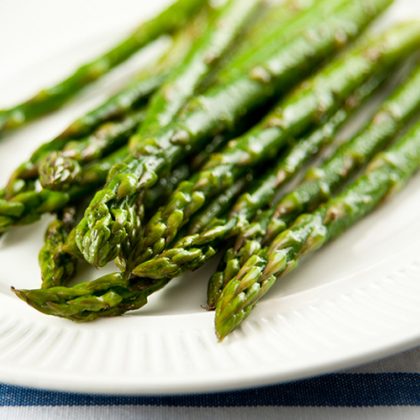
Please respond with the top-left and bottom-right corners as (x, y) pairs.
(1, 347), (419, 419)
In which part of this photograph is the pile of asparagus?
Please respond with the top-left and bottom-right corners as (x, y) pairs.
(2, 0), (420, 340)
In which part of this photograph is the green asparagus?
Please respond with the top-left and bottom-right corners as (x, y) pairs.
(132, 74), (384, 281)
(0, 0), (207, 134)
(216, 0), (337, 83)
(134, 22), (418, 266)
(215, 118), (420, 339)
(38, 109), (146, 190)
(39, 208), (79, 288)
(136, 0), (259, 140)
(265, 65), (420, 243)
(3, 15), (204, 199)
(61, 162), (193, 269)
(128, 174), (250, 272)
(207, 209), (273, 309)
(16, 117), (420, 322)
(12, 273), (170, 321)
(0, 146), (129, 233)
(190, 0), (321, 91)
(77, 0), (393, 268)
(76, 0), (277, 267)
(209, 63), (420, 308)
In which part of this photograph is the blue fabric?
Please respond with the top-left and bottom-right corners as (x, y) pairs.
(1, 373), (419, 407)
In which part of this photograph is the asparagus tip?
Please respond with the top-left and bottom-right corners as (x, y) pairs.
(39, 152), (82, 191)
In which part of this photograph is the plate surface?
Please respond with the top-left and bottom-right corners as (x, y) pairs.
(0, 0), (419, 395)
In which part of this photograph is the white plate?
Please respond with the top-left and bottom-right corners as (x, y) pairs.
(0, 0), (419, 395)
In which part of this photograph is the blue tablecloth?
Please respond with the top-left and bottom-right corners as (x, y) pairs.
(1, 347), (418, 419)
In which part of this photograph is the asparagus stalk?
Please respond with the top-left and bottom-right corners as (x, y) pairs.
(127, 174), (250, 272)
(76, 0), (272, 267)
(39, 208), (79, 288)
(143, 133), (237, 216)
(216, 0), (336, 83)
(135, 0), (259, 140)
(12, 273), (171, 321)
(265, 65), (420, 243)
(58, 162), (194, 272)
(0, 146), (129, 233)
(16, 116), (420, 321)
(133, 22), (418, 266)
(77, 0), (393, 268)
(0, 0), (207, 134)
(9, 171), (267, 321)
(3, 16), (202, 199)
(1, 126), (232, 235)
(207, 208), (274, 309)
(131, 74), (384, 281)
(59, 134), (227, 270)
(38, 109), (146, 190)
(195, 0), (320, 91)
(187, 173), (254, 235)
(209, 63), (420, 308)
(215, 119), (420, 339)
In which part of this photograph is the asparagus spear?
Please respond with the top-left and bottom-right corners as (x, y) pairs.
(187, 173), (254, 235)
(136, 0), (259, 139)
(38, 109), (146, 190)
(1, 125), (232, 235)
(55, 162), (193, 273)
(3, 17), (203, 199)
(76, 0), (272, 267)
(265, 65), (420, 243)
(215, 119), (420, 339)
(134, 22), (419, 265)
(126, 174), (250, 271)
(39, 208), (79, 288)
(16, 114), (420, 321)
(210, 63), (420, 306)
(143, 134), (238, 218)
(189, 0), (320, 91)
(131, 74), (383, 281)
(0, 146), (129, 233)
(77, 0), (393, 268)
(216, 0), (335, 83)
(12, 273), (172, 321)
(0, 0), (207, 134)
(58, 133), (227, 270)
(207, 208), (274, 309)
(208, 63), (420, 307)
